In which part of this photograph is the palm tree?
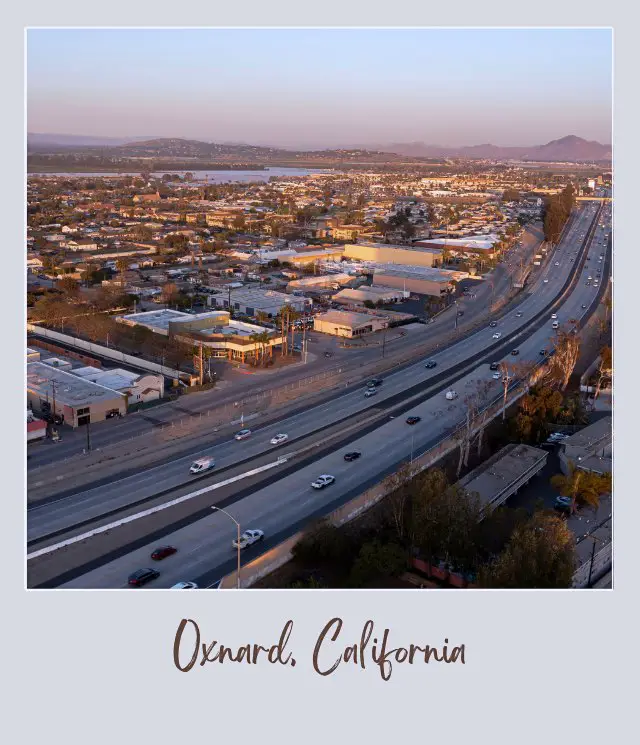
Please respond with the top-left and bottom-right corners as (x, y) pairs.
(115, 257), (131, 288)
(551, 462), (610, 515)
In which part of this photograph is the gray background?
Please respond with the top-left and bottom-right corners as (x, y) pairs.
(4, 3), (634, 743)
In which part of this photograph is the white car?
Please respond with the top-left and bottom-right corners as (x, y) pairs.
(492, 372), (501, 380)
(516, 311), (523, 317)
(543, 278), (549, 283)
(555, 261), (560, 266)
(270, 433), (289, 445)
(445, 390), (458, 401)
(551, 313), (558, 320)
(492, 332), (502, 339)
(233, 529), (264, 550)
(364, 388), (377, 398)
(234, 429), (252, 441)
(171, 581), (199, 589)
(311, 474), (335, 489)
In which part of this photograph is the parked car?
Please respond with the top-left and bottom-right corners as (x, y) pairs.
(554, 496), (572, 513)
(406, 416), (421, 425)
(171, 581), (199, 589)
(425, 360), (437, 369)
(311, 474), (335, 489)
(270, 433), (289, 445)
(151, 546), (177, 561)
(233, 529), (264, 550)
(128, 568), (160, 587)
(343, 451), (361, 462)
(234, 429), (252, 440)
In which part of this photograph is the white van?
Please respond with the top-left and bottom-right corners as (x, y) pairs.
(552, 321), (559, 330)
(190, 457), (215, 474)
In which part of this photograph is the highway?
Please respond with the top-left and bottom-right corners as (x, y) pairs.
(27, 201), (611, 588)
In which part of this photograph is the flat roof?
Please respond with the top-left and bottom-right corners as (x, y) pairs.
(315, 309), (378, 328)
(562, 417), (612, 451)
(214, 288), (310, 304)
(372, 264), (469, 283)
(458, 443), (548, 510)
(345, 241), (443, 255)
(27, 362), (125, 408)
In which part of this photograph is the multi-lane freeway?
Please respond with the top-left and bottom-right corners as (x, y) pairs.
(27, 201), (611, 588)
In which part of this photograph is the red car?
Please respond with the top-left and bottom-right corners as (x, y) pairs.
(151, 545), (177, 561)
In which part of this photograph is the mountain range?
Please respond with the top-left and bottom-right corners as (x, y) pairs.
(27, 133), (611, 163)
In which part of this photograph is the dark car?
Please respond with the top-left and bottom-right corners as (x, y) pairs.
(554, 496), (572, 514)
(324, 351), (333, 358)
(489, 362), (500, 371)
(511, 349), (520, 356)
(367, 379), (383, 388)
(457, 310), (464, 316)
(540, 349), (548, 356)
(425, 360), (437, 369)
(128, 568), (160, 587)
(489, 321), (498, 328)
(406, 416), (421, 425)
(151, 546), (177, 561)
(344, 451), (361, 462)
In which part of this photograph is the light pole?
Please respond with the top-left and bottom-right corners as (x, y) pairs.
(211, 506), (241, 589)
(454, 299), (459, 330)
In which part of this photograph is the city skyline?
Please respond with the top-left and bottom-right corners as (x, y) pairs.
(27, 28), (612, 149)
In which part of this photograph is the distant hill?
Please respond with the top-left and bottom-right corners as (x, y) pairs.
(27, 133), (157, 148)
(373, 135), (611, 162)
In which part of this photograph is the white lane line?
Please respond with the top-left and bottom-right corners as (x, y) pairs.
(27, 456), (289, 561)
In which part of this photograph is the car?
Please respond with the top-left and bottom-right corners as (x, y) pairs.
(171, 581), (198, 589)
(234, 429), (252, 440)
(190, 457), (214, 474)
(489, 362), (500, 370)
(270, 433), (289, 445)
(492, 372), (501, 380)
(364, 388), (377, 398)
(489, 321), (498, 327)
(516, 311), (523, 317)
(311, 474), (335, 489)
(586, 281), (591, 286)
(406, 416), (421, 425)
(555, 261), (560, 266)
(233, 529), (265, 549)
(367, 378), (383, 387)
(445, 390), (458, 400)
(554, 496), (572, 513)
(511, 349), (519, 356)
(540, 349), (548, 356)
(551, 313), (558, 319)
(425, 360), (437, 369)
(492, 332), (502, 339)
(457, 310), (464, 316)
(343, 451), (361, 462)
(581, 304), (587, 309)
(324, 351), (333, 358)
(128, 568), (160, 587)
(588, 276), (592, 281)
(569, 318), (578, 325)
(292, 345), (302, 353)
(151, 545), (177, 561)
(543, 278), (549, 283)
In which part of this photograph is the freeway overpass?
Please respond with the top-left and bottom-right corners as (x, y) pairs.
(27, 201), (612, 588)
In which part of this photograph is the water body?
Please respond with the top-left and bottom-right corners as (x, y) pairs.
(29, 167), (333, 183)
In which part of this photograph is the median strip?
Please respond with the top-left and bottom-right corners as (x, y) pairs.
(26, 456), (288, 561)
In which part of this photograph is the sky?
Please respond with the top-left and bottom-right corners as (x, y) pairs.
(27, 28), (612, 148)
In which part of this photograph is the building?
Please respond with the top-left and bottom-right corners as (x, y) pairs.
(27, 362), (127, 428)
(287, 247), (346, 266)
(332, 225), (367, 241)
(559, 417), (612, 476)
(71, 367), (164, 404)
(371, 264), (469, 297)
(208, 288), (312, 318)
(313, 309), (390, 338)
(457, 443), (549, 516)
(133, 192), (161, 203)
(287, 273), (353, 292)
(343, 241), (442, 267)
(117, 308), (280, 363)
(332, 285), (407, 306)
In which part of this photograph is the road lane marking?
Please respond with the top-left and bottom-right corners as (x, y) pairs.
(26, 457), (289, 561)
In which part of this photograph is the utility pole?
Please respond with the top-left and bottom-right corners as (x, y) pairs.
(454, 299), (459, 330)
(382, 325), (387, 358)
(198, 342), (204, 385)
(85, 419), (92, 452)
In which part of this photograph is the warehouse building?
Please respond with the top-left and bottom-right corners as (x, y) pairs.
(371, 264), (470, 297)
(27, 362), (127, 428)
(287, 273), (353, 292)
(559, 417), (612, 476)
(343, 241), (442, 267)
(313, 309), (390, 338)
(207, 288), (312, 318)
(332, 285), (407, 306)
(71, 367), (164, 404)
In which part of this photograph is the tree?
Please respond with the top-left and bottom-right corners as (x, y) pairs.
(347, 540), (407, 588)
(56, 276), (81, 299)
(161, 282), (179, 305)
(478, 511), (576, 589)
(551, 462), (611, 514)
(548, 330), (581, 391)
(382, 462), (420, 544)
(115, 257), (131, 288)
(291, 518), (356, 569)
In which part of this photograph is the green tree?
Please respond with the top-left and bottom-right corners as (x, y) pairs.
(347, 540), (407, 588)
(478, 511), (576, 588)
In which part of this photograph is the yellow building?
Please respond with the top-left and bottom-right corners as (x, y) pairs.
(343, 241), (442, 268)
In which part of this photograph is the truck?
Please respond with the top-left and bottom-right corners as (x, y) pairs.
(535, 254), (543, 259)
(189, 457), (215, 475)
(533, 261), (541, 266)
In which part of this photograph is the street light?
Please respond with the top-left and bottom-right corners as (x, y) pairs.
(211, 506), (241, 589)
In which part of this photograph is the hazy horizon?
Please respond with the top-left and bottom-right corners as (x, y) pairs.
(27, 28), (612, 149)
